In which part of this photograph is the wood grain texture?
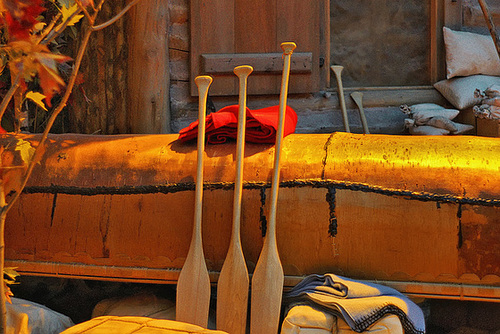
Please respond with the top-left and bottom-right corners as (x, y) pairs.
(71, 1), (127, 134)
(190, 0), (321, 96)
(176, 76), (213, 327)
(190, 0), (235, 96)
(250, 43), (295, 334)
(201, 53), (312, 74)
(127, 0), (170, 133)
(216, 66), (252, 334)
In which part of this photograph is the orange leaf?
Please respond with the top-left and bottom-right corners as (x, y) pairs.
(33, 51), (72, 107)
(1, 0), (45, 41)
(80, 0), (94, 8)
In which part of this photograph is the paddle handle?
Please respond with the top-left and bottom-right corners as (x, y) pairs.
(350, 91), (370, 134)
(478, 0), (500, 59)
(267, 42), (296, 240)
(193, 76), (212, 237)
(232, 65), (253, 240)
(331, 65), (350, 133)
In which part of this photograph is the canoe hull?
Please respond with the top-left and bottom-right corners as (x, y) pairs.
(4, 133), (500, 300)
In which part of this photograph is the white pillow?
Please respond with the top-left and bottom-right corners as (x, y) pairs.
(434, 75), (500, 109)
(443, 27), (500, 79)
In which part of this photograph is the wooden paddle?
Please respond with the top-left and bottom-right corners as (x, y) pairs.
(331, 65), (351, 133)
(250, 42), (296, 334)
(478, 0), (500, 59)
(217, 65), (253, 334)
(176, 75), (213, 328)
(350, 91), (370, 134)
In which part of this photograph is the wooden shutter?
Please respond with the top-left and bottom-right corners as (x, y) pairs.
(190, 0), (324, 96)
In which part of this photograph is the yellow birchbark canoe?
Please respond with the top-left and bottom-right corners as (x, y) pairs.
(4, 132), (500, 301)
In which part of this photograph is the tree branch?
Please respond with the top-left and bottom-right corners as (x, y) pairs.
(0, 71), (21, 124)
(75, 0), (94, 25)
(41, 8), (84, 45)
(5, 22), (95, 214)
(92, 0), (142, 31)
(36, 12), (62, 44)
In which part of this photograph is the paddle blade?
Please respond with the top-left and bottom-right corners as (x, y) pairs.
(176, 247), (211, 327)
(217, 245), (249, 334)
(250, 246), (284, 334)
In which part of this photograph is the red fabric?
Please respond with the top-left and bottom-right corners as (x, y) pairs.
(178, 105), (297, 144)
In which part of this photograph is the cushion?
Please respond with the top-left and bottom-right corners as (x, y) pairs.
(337, 314), (403, 334)
(281, 304), (336, 334)
(443, 27), (500, 79)
(92, 293), (175, 320)
(434, 75), (500, 109)
(7, 297), (74, 334)
(281, 305), (404, 334)
(60, 316), (228, 334)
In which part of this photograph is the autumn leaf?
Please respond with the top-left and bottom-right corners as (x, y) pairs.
(4, 284), (13, 304)
(80, 0), (94, 8)
(3, 267), (19, 305)
(25, 91), (48, 111)
(5, 41), (71, 106)
(55, 0), (75, 9)
(34, 51), (72, 106)
(14, 139), (35, 165)
(60, 3), (83, 27)
(0, 0), (46, 41)
(4, 267), (19, 283)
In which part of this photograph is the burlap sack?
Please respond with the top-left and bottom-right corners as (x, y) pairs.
(443, 27), (500, 79)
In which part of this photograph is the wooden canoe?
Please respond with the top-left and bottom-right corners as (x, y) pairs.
(4, 132), (500, 301)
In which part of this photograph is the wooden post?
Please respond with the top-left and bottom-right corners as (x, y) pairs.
(127, 0), (171, 133)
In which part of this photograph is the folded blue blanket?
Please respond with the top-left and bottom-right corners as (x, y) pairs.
(284, 274), (425, 334)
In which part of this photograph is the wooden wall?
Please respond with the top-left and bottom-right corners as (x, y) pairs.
(66, 0), (500, 135)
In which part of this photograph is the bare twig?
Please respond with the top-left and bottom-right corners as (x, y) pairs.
(92, 0), (142, 31)
(41, 8), (84, 45)
(36, 12), (62, 44)
(0, 71), (21, 123)
(75, 0), (94, 25)
(4, 26), (93, 214)
(478, 0), (500, 59)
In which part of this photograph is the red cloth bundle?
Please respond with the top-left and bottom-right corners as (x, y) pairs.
(178, 105), (297, 144)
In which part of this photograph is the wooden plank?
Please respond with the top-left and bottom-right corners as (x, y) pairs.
(430, 0), (444, 83)
(127, 0), (170, 133)
(201, 52), (312, 74)
(278, 0), (320, 94)
(190, 0), (235, 96)
(444, 0), (463, 29)
(235, 0), (277, 95)
(322, 0), (331, 88)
